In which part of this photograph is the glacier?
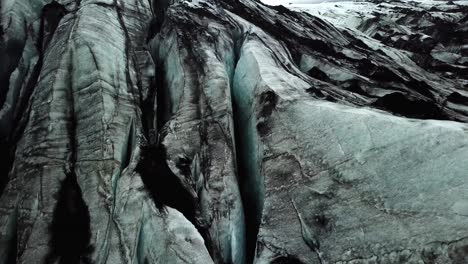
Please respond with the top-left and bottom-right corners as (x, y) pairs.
(1, 0), (468, 263)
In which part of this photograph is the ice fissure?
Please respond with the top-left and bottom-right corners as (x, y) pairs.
(2, 0), (468, 263)
(47, 172), (92, 264)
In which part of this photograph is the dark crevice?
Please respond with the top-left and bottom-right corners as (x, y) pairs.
(122, 121), (135, 171)
(41, 1), (67, 50)
(306, 67), (331, 83)
(155, 62), (171, 133)
(6, 231), (17, 264)
(146, 17), (162, 43)
(404, 79), (434, 99)
(46, 172), (93, 264)
(372, 92), (450, 120)
(135, 143), (199, 226)
(0, 137), (14, 197)
(154, 0), (173, 19)
(0, 38), (24, 109)
(447, 92), (468, 105)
